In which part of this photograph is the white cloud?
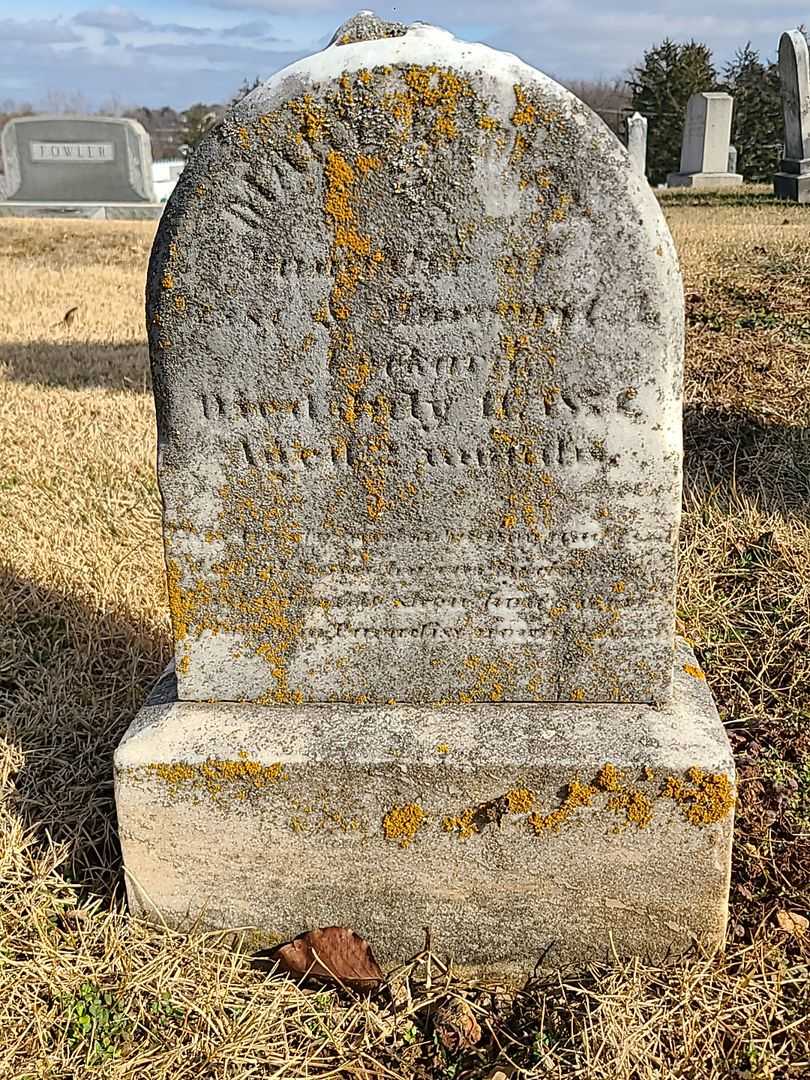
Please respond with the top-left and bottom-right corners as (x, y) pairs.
(0, 18), (81, 44)
(73, 7), (152, 33)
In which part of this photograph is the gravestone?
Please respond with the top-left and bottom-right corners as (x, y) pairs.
(115, 13), (735, 976)
(667, 92), (743, 188)
(774, 29), (810, 202)
(0, 114), (162, 219)
(728, 144), (738, 174)
(625, 111), (648, 176)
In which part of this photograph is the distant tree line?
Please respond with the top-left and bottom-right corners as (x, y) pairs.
(0, 42), (793, 181)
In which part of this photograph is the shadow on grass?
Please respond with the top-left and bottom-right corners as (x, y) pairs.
(0, 568), (168, 900)
(683, 403), (810, 519)
(1, 341), (151, 392)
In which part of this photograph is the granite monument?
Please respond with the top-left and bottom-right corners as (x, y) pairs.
(774, 29), (810, 202)
(0, 114), (162, 219)
(667, 92), (743, 188)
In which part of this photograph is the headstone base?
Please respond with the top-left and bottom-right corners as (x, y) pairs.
(773, 171), (810, 203)
(666, 172), (743, 189)
(115, 640), (734, 979)
(0, 201), (163, 220)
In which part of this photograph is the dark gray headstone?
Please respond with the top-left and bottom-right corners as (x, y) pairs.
(774, 29), (810, 202)
(1, 115), (156, 203)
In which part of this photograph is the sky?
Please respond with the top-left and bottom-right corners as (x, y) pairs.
(0, 2), (804, 110)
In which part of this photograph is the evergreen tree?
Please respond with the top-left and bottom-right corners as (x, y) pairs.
(627, 39), (717, 184)
(179, 103), (222, 158)
(724, 44), (782, 182)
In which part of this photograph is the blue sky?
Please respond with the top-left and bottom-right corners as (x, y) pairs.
(0, 2), (803, 109)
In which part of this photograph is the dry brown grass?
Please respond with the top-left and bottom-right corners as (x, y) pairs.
(0, 206), (808, 1078)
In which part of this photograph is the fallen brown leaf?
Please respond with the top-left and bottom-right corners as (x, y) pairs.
(433, 997), (483, 1052)
(776, 910), (808, 937)
(264, 926), (384, 991)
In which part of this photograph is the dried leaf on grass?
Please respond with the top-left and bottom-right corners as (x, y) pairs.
(432, 997), (483, 1051)
(264, 926), (384, 990)
(777, 911), (809, 937)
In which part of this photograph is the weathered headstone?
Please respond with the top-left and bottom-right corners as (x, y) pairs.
(667, 92), (743, 188)
(728, 144), (738, 174)
(115, 14), (735, 976)
(0, 114), (162, 219)
(625, 111), (648, 176)
(774, 29), (810, 202)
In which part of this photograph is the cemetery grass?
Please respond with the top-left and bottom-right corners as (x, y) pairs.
(0, 207), (807, 1079)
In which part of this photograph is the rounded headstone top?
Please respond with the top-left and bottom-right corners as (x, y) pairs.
(328, 10), (408, 46)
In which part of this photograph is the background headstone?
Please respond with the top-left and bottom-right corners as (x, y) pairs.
(116, 13), (735, 976)
(727, 144), (738, 174)
(0, 114), (158, 207)
(626, 111), (648, 176)
(667, 92), (743, 187)
(774, 29), (810, 202)
(152, 158), (185, 203)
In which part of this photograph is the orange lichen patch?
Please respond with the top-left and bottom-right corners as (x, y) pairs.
(355, 152), (381, 174)
(529, 780), (597, 834)
(145, 755), (287, 798)
(443, 807), (478, 840)
(608, 788), (654, 829)
(288, 94), (326, 142)
(511, 85), (538, 127)
(177, 653), (190, 677)
(683, 664), (706, 680)
(595, 763), (623, 793)
(165, 559), (212, 643)
(436, 743), (450, 755)
(570, 688), (586, 702)
(663, 768), (736, 826)
(237, 127), (251, 151)
(459, 655), (515, 702)
(383, 65), (473, 143)
(161, 272), (174, 289)
(479, 114), (499, 131)
(383, 803), (426, 848)
(505, 787), (534, 813)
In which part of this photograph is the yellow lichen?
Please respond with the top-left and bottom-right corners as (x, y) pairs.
(511, 85), (537, 127)
(146, 755), (288, 798)
(383, 803), (426, 848)
(608, 788), (654, 829)
(529, 780), (597, 833)
(436, 743), (450, 754)
(505, 787), (534, 813)
(683, 664), (706, 680)
(443, 808), (478, 840)
(663, 768), (735, 826)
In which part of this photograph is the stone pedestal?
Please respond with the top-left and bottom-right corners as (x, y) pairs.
(666, 171), (743, 189)
(774, 169), (810, 202)
(116, 641), (734, 978)
(0, 201), (163, 220)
